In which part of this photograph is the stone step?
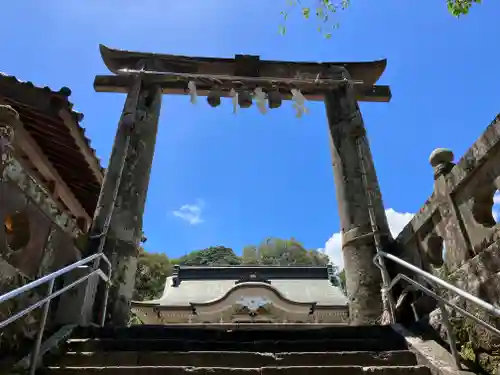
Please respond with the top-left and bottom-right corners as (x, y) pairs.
(73, 325), (400, 341)
(48, 350), (417, 368)
(65, 337), (407, 353)
(41, 365), (432, 375)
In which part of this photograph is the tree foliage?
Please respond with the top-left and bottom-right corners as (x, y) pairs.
(280, 0), (481, 38)
(243, 237), (330, 266)
(133, 248), (173, 301)
(134, 237), (337, 301)
(338, 268), (346, 293)
(446, 0), (481, 16)
(174, 246), (242, 266)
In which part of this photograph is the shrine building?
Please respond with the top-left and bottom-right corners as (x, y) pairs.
(132, 264), (349, 325)
(0, 72), (103, 284)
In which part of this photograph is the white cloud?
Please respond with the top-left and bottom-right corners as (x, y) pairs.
(172, 199), (205, 225)
(320, 209), (415, 269)
(493, 191), (500, 222)
(322, 232), (343, 270)
(385, 209), (415, 237)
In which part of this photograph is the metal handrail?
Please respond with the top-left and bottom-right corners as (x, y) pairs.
(0, 252), (112, 375)
(374, 250), (500, 369)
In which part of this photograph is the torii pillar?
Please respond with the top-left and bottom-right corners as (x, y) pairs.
(324, 71), (392, 325)
(88, 72), (162, 326)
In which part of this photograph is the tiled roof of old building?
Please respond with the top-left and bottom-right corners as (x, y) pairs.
(0, 72), (104, 216)
(133, 265), (348, 308)
(145, 277), (349, 307)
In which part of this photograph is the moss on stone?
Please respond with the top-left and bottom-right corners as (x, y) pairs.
(452, 315), (500, 375)
(460, 341), (476, 362)
(451, 317), (471, 344)
(0, 265), (41, 362)
(478, 351), (500, 375)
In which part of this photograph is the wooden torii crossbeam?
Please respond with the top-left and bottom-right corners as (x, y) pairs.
(94, 45), (391, 103)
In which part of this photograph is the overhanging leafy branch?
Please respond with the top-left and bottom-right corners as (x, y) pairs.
(280, 0), (481, 38)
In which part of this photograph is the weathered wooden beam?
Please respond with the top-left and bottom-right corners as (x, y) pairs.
(4, 98), (103, 180)
(360, 85), (392, 103)
(99, 45), (388, 87)
(93, 75), (391, 103)
(59, 109), (104, 184)
(14, 124), (91, 222)
(0, 88), (104, 183)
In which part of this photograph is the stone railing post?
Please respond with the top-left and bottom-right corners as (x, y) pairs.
(429, 148), (472, 269)
(429, 148), (455, 182)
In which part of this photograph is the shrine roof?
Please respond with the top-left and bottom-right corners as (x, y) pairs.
(133, 265), (348, 308)
(174, 264), (333, 280)
(0, 73), (104, 217)
(135, 277), (348, 308)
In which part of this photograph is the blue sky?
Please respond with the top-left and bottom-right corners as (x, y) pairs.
(1, 0), (499, 268)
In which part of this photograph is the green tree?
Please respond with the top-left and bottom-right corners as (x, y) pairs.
(242, 245), (260, 264)
(175, 246), (242, 266)
(133, 248), (173, 301)
(243, 237), (330, 266)
(338, 268), (346, 294)
(281, 0), (480, 38)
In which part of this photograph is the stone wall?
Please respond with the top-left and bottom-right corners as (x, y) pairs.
(0, 147), (83, 360)
(394, 114), (500, 372)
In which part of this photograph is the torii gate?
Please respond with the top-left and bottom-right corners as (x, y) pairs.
(88, 44), (393, 326)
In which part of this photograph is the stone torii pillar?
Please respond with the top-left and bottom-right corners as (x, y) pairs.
(324, 72), (392, 325)
(88, 73), (162, 326)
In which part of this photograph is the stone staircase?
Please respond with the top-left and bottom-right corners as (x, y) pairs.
(40, 324), (434, 375)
